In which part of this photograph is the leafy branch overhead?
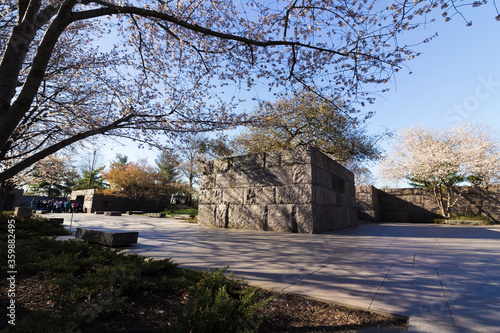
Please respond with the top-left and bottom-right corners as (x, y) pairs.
(0, 0), (497, 183)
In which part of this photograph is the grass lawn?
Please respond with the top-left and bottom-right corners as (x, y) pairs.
(159, 208), (198, 218)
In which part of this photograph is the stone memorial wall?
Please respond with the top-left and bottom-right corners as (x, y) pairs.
(198, 146), (357, 233)
(356, 185), (500, 223)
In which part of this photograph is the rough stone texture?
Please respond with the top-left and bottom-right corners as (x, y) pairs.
(356, 185), (500, 223)
(70, 189), (163, 213)
(104, 211), (122, 216)
(75, 228), (139, 247)
(146, 213), (166, 218)
(14, 207), (32, 218)
(199, 146), (357, 233)
(127, 211), (145, 215)
(171, 214), (195, 220)
(355, 185), (381, 222)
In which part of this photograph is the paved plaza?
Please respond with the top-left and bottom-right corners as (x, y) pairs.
(53, 213), (500, 332)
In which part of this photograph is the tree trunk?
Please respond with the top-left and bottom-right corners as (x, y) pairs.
(433, 185), (448, 218)
(0, 3), (62, 150)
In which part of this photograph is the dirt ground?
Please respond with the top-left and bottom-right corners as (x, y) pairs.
(5, 273), (407, 332)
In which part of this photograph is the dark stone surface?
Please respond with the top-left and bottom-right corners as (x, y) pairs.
(199, 147), (357, 233)
(146, 213), (166, 218)
(14, 207), (32, 218)
(103, 211), (122, 216)
(75, 228), (138, 247)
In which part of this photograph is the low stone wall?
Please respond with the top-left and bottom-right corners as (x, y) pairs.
(356, 185), (500, 223)
(198, 146), (357, 233)
(70, 189), (161, 213)
(356, 185), (381, 222)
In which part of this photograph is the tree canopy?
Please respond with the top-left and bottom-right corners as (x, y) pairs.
(237, 91), (384, 163)
(103, 158), (158, 200)
(26, 154), (78, 196)
(0, 0), (497, 185)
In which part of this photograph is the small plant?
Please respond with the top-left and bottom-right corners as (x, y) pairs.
(450, 213), (492, 223)
(160, 207), (198, 217)
(0, 212), (70, 239)
(186, 216), (198, 224)
(167, 268), (271, 333)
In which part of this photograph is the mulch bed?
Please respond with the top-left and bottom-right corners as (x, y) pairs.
(2, 273), (407, 332)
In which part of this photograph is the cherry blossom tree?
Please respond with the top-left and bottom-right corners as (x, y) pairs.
(379, 123), (500, 218)
(26, 154), (77, 196)
(1, 0), (497, 187)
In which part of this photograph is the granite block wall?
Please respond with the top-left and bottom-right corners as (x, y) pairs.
(356, 185), (500, 222)
(198, 146), (357, 233)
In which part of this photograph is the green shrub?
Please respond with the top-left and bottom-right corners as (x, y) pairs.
(450, 213), (492, 223)
(0, 212), (70, 239)
(2, 213), (269, 333)
(167, 268), (271, 333)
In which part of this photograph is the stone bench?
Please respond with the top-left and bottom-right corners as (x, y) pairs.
(171, 214), (196, 220)
(14, 207), (32, 218)
(75, 228), (139, 247)
(146, 213), (166, 218)
(126, 211), (145, 215)
(103, 211), (122, 216)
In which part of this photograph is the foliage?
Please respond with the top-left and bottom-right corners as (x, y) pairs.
(199, 135), (242, 160)
(103, 158), (158, 200)
(169, 133), (208, 206)
(380, 123), (500, 218)
(0, 214), (268, 333)
(450, 213), (492, 223)
(25, 155), (78, 196)
(113, 154), (129, 167)
(2, 0), (496, 184)
(155, 151), (192, 206)
(237, 91), (386, 183)
(0, 212), (70, 239)
(167, 268), (270, 333)
(72, 166), (109, 190)
(239, 91), (382, 162)
(160, 208), (199, 216)
(156, 151), (181, 183)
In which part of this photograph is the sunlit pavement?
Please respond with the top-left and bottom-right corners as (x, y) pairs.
(52, 213), (500, 333)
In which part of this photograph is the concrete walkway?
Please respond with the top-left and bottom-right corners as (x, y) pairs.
(53, 213), (500, 332)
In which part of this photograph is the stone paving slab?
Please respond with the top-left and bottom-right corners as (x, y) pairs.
(51, 213), (500, 333)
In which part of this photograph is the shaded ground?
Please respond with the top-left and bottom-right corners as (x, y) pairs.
(5, 272), (407, 332)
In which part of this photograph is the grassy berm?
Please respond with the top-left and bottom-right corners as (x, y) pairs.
(0, 213), (407, 332)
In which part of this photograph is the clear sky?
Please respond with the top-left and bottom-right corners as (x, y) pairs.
(90, 4), (500, 186)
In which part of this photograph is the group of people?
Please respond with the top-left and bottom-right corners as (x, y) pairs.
(31, 199), (83, 213)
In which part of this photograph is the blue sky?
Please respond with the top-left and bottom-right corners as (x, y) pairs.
(94, 4), (500, 186)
